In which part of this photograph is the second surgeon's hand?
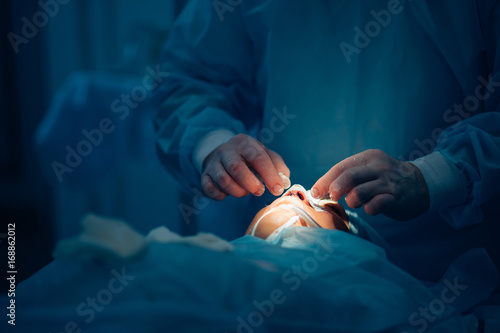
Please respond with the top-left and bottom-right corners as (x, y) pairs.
(201, 134), (290, 201)
(311, 149), (430, 221)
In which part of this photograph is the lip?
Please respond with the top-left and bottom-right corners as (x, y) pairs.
(268, 195), (307, 210)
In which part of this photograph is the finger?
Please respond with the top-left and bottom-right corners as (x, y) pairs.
(312, 151), (370, 198)
(221, 153), (265, 196)
(329, 165), (379, 201)
(344, 180), (387, 209)
(364, 193), (394, 216)
(266, 149), (291, 188)
(266, 149), (290, 178)
(208, 162), (249, 198)
(239, 142), (284, 196)
(201, 173), (227, 201)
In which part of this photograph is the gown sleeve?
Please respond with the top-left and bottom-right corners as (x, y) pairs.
(150, 0), (259, 190)
(412, 1), (500, 228)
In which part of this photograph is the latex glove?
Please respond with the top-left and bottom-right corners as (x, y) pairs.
(201, 134), (290, 201)
(312, 149), (430, 221)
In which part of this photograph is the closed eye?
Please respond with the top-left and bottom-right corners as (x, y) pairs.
(322, 203), (349, 222)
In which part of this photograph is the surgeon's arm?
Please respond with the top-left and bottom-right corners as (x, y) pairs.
(313, 1), (500, 226)
(402, 1), (500, 227)
(151, 0), (287, 197)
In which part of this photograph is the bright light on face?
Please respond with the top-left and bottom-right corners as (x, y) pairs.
(245, 185), (349, 240)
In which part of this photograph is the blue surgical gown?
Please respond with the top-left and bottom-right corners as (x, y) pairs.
(152, 0), (500, 282)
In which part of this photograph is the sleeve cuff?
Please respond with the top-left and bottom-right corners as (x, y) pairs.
(193, 129), (236, 174)
(410, 151), (467, 212)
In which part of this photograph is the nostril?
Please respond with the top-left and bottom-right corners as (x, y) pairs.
(288, 190), (306, 200)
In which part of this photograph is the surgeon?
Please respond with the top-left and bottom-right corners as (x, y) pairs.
(151, 0), (500, 282)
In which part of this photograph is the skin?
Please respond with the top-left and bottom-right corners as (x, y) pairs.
(245, 188), (349, 239)
(202, 134), (290, 201)
(312, 149), (430, 221)
(202, 135), (429, 221)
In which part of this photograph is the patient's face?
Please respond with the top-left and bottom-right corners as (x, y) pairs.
(245, 185), (349, 239)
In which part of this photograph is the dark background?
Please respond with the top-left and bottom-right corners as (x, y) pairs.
(1, 0), (188, 291)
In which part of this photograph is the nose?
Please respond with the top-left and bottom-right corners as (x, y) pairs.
(287, 190), (306, 202)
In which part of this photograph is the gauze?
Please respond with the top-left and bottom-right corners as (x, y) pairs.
(284, 184), (339, 212)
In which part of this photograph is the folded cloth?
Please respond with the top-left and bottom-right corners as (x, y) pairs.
(53, 213), (233, 261)
(146, 226), (234, 252)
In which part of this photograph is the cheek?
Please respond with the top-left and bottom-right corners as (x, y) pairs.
(254, 215), (289, 238)
(312, 211), (336, 228)
(312, 211), (349, 231)
(246, 207), (268, 235)
(253, 209), (296, 239)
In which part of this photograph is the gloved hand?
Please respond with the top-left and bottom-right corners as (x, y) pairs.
(201, 134), (290, 201)
(312, 149), (430, 221)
